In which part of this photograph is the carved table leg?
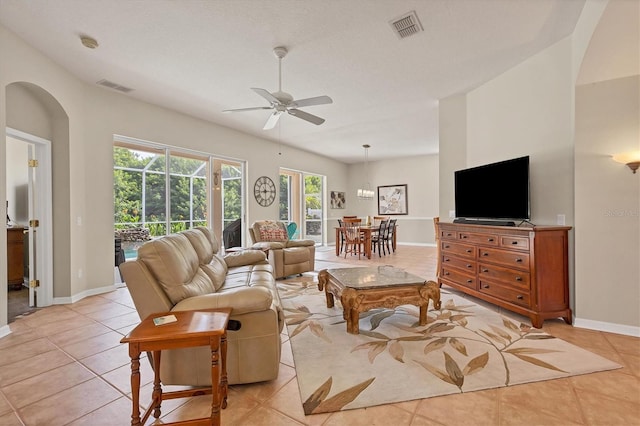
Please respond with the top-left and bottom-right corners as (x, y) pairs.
(210, 336), (222, 426)
(151, 350), (162, 419)
(220, 332), (228, 409)
(129, 344), (142, 426)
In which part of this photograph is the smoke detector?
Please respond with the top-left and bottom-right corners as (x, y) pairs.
(389, 11), (423, 39)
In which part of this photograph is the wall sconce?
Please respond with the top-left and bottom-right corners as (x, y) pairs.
(612, 151), (640, 174)
(213, 170), (221, 190)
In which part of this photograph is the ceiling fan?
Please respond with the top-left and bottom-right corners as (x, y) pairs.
(223, 46), (333, 130)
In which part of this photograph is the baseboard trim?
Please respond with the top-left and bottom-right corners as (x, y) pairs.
(0, 325), (11, 339)
(53, 283), (124, 305)
(573, 317), (640, 337)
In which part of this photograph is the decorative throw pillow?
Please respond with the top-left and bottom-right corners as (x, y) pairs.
(259, 227), (288, 242)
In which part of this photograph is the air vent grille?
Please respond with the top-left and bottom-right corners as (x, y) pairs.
(96, 79), (133, 93)
(390, 11), (423, 39)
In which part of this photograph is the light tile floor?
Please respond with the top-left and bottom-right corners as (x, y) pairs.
(0, 246), (638, 425)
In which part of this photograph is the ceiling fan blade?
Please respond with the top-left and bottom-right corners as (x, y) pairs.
(288, 109), (325, 125)
(251, 88), (280, 105)
(291, 95), (333, 108)
(223, 106), (272, 113)
(263, 111), (283, 130)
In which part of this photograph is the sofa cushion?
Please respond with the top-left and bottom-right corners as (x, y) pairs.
(224, 250), (267, 268)
(137, 233), (216, 305)
(182, 228), (228, 290)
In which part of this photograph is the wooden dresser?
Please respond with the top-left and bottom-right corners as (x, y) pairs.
(436, 222), (572, 328)
(7, 227), (26, 290)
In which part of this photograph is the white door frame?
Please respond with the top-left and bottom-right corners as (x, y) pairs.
(6, 127), (53, 307)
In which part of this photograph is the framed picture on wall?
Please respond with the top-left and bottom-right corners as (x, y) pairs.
(330, 191), (346, 209)
(377, 184), (408, 215)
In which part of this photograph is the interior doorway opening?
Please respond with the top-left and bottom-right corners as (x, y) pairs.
(5, 128), (54, 320)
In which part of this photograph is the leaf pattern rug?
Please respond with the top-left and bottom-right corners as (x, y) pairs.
(277, 276), (621, 415)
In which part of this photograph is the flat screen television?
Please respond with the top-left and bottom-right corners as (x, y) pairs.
(454, 156), (530, 223)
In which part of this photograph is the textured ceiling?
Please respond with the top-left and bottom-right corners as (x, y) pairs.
(0, 0), (588, 163)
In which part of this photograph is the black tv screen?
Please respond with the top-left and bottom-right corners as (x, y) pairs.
(454, 156), (530, 221)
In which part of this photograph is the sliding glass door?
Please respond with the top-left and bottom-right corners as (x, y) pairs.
(279, 169), (324, 244)
(114, 139), (245, 258)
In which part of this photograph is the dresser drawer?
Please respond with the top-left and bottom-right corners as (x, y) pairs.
(500, 236), (530, 251)
(478, 247), (529, 270)
(441, 266), (476, 290)
(479, 280), (530, 308)
(442, 255), (476, 273)
(440, 229), (457, 240)
(459, 232), (499, 246)
(441, 241), (476, 259)
(478, 263), (530, 289)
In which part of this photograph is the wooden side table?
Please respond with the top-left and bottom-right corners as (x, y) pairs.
(120, 308), (231, 426)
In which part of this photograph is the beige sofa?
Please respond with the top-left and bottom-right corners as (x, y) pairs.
(248, 220), (316, 279)
(119, 226), (284, 386)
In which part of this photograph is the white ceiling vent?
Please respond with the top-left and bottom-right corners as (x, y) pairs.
(96, 79), (133, 93)
(389, 11), (423, 39)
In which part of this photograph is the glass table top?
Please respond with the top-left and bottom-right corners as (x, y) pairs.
(325, 266), (426, 289)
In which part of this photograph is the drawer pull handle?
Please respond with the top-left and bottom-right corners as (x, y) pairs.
(488, 238), (494, 242)
(466, 249), (472, 253)
(444, 258), (450, 262)
(444, 245), (450, 249)
(467, 264), (473, 268)
(511, 241), (518, 245)
(516, 295), (524, 300)
(466, 279), (473, 283)
(482, 268), (488, 273)
(483, 284), (490, 289)
(447, 233), (453, 237)
(515, 277), (523, 281)
(515, 258), (523, 263)
(444, 272), (450, 276)
(462, 235), (468, 239)
(482, 252), (489, 256)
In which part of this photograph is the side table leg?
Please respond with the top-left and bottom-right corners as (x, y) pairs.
(151, 350), (162, 419)
(128, 344), (142, 426)
(220, 332), (228, 409)
(210, 337), (222, 426)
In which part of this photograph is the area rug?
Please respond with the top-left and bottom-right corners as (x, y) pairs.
(277, 276), (621, 415)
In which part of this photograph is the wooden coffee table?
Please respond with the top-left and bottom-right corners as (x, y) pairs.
(318, 267), (441, 334)
(120, 308), (231, 426)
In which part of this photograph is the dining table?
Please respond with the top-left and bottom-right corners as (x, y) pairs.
(335, 225), (397, 259)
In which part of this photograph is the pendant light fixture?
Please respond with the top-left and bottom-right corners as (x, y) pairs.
(357, 144), (375, 200)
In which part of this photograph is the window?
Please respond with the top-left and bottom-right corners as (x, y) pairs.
(114, 139), (245, 257)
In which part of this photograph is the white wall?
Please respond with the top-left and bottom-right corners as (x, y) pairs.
(466, 37), (574, 226)
(347, 154), (440, 245)
(575, 76), (639, 331)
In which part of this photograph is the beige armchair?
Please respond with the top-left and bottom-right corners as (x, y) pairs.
(249, 220), (316, 279)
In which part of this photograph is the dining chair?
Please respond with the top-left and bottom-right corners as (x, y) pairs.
(385, 219), (397, 254)
(337, 219), (346, 253)
(373, 216), (389, 227)
(343, 220), (364, 259)
(371, 219), (388, 256)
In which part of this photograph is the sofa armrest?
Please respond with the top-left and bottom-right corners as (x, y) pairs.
(223, 249), (267, 267)
(286, 239), (315, 247)
(171, 286), (273, 315)
(251, 241), (285, 250)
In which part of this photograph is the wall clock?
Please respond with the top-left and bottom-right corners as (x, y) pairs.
(254, 176), (276, 207)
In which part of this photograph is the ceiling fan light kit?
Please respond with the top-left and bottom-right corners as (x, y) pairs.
(223, 46), (333, 130)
